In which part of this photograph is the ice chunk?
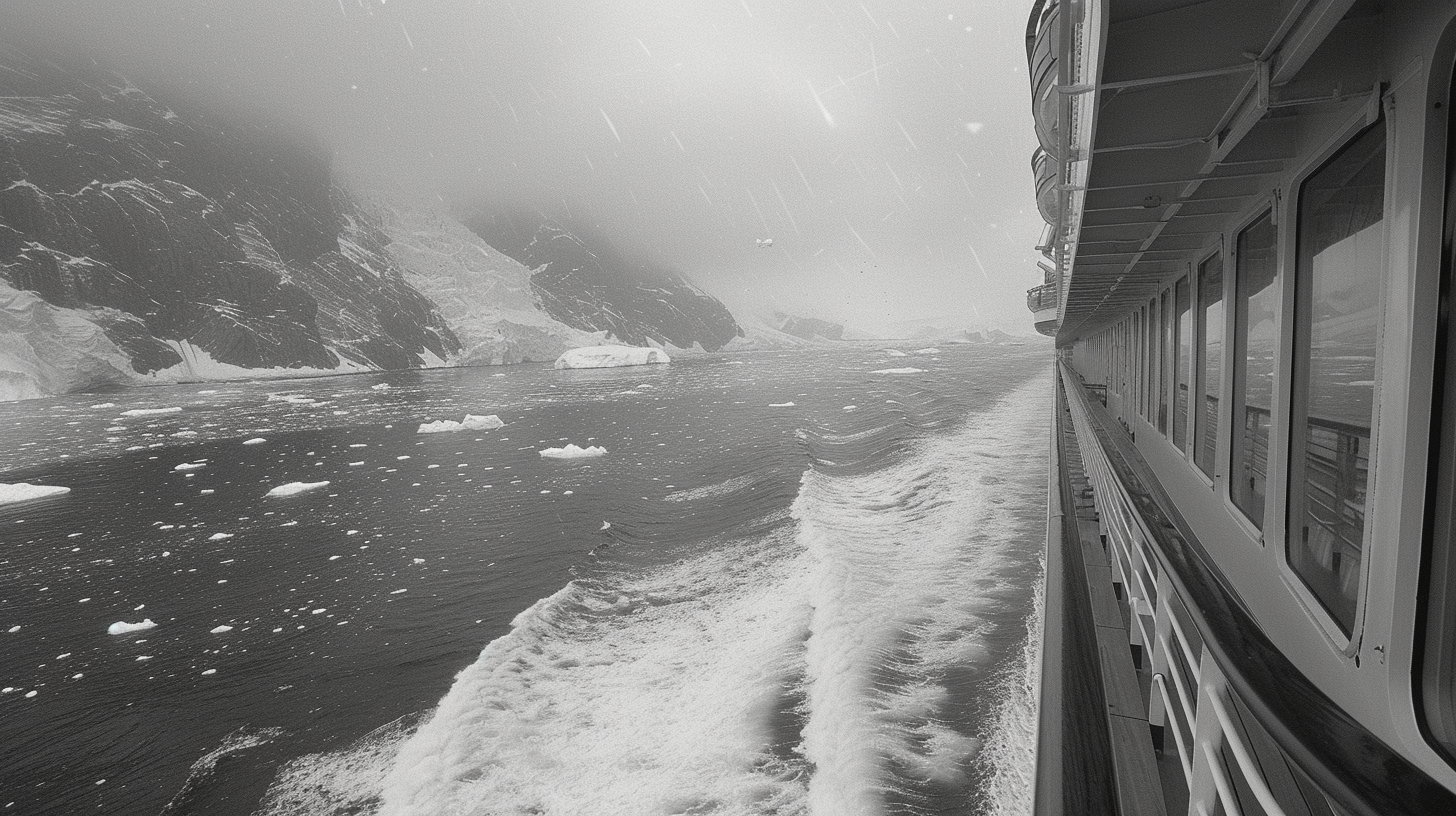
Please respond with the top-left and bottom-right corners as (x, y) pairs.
(885, 349), (909, 357)
(208, 533), (234, 541)
(243, 438), (267, 445)
(173, 462), (206, 472)
(210, 625), (233, 634)
(768, 402), (796, 407)
(107, 619), (156, 635)
(914, 347), (942, 354)
(121, 407), (182, 416)
(539, 444), (607, 459)
(870, 367), (926, 374)
(265, 481), (330, 497)
(201, 669), (217, 675)
(0, 483), (71, 505)
(371, 383), (391, 391)
(7, 625), (19, 633)
(553, 345), (670, 369)
(417, 414), (505, 434)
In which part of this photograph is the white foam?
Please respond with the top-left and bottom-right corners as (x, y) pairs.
(121, 406), (182, 416)
(371, 383), (392, 391)
(417, 414), (504, 434)
(0, 483), (71, 505)
(266, 481), (331, 497)
(539, 444), (606, 459)
(108, 619), (156, 635)
(267, 373), (1051, 816)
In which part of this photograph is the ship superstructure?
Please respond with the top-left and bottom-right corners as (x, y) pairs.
(1026, 1), (1456, 813)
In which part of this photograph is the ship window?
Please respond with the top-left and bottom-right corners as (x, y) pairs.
(1230, 211), (1278, 529)
(1159, 288), (1172, 435)
(1195, 252), (1224, 476)
(1174, 277), (1192, 451)
(1288, 120), (1385, 633)
(1148, 298), (1159, 422)
(1421, 57), (1456, 767)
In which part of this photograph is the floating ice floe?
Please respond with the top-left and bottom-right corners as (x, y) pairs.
(417, 414), (504, 434)
(768, 402), (796, 407)
(208, 533), (233, 541)
(242, 438), (267, 445)
(0, 483), (71, 505)
(884, 349), (909, 357)
(870, 367), (927, 374)
(173, 462), (206, 472)
(539, 444), (607, 459)
(265, 481), (331, 497)
(121, 407), (182, 416)
(553, 345), (670, 369)
(370, 383), (391, 391)
(914, 347), (942, 354)
(90, 402), (117, 409)
(107, 619), (156, 635)
(210, 625), (233, 634)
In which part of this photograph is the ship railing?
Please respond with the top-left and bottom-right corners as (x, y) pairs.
(1055, 362), (1456, 816)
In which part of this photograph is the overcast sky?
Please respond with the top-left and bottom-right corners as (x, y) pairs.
(6, 0), (1044, 335)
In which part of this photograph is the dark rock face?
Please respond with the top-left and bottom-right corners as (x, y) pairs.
(773, 313), (844, 342)
(0, 49), (459, 374)
(464, 211), (743, 352)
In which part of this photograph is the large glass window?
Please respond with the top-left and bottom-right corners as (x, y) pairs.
(1195, 253), (1224, 475)
(1288, 122), (1385, 632)
(1159, 290), (1173, 435)
(1147, 298), (1159, 423)
(1230, 211), (1278, 528)
(1174, 277), (1192, 451)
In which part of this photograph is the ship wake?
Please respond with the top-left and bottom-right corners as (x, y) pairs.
(256, 372), (1050, 816)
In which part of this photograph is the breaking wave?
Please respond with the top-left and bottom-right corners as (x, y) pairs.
(255, 372), (1049, 816)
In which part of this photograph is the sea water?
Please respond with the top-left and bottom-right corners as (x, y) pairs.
(0, 344), (1049, 816)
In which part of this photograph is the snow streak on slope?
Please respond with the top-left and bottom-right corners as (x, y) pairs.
(257, 373), (1049, 816)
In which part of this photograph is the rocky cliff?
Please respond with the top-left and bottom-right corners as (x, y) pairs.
(0, 51), (741, 400)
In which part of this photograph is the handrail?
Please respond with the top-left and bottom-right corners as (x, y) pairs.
(1058, 361), (1456, 815)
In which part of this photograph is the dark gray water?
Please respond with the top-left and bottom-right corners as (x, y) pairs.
(0, 344), (1049, 816)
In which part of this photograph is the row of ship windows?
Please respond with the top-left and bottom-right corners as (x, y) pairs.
(1087, 116), (1386, 638)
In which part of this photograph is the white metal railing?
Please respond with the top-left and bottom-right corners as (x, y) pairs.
(1061, 365), (1289, 816)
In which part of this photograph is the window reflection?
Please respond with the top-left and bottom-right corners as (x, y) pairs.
(1231, 212), (1277, 528)
(1174, 277), (1191, 451)
(1195, 254), (1223, 475)
(1289, 122), (1385, 633)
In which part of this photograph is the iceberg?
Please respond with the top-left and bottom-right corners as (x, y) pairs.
(553, 345), (670, 370)
(417, 414), (505, 434)
(0, 482), (71, 505)
(265, 481), (331, 497)
(107, 619), (156, 635)
(539, 444), (607, 459)
(172, 462), (206, 472)
(121, 406), (182, 416)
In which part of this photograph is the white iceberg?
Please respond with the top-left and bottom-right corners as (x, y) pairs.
(539, 444), (607, 459)
(417, 414), (504, 434)
(0, 483), (71, 505)
(107, 619), (156, 635)
(121, 406), (182, 416)
(553, 345), (670, 369)
(210, 625), (233, 634)
(768, 402), (796, 407)
(265, 481), (331, 497)
(243, 437), (267, 445)
(870, 367), (926, 374)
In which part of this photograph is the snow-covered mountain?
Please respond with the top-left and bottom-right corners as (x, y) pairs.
(0, 50), (741, 401)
